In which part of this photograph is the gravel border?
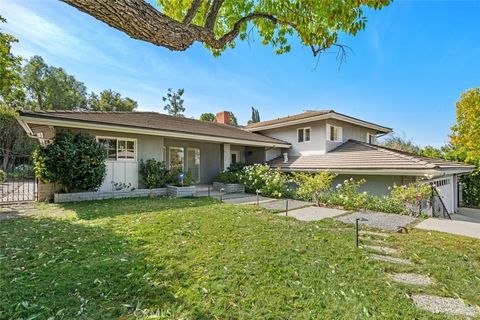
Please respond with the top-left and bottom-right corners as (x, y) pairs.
(390, 273), (433, 286)
(336, 211), (416, 230)
(412, 294), (480, 316)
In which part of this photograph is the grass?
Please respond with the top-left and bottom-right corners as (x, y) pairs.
(0, 197), (479, 319)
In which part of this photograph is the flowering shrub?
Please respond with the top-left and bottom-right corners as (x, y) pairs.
(328, 178), (368, 210)
(293, 171), (337, 206)
(390, 182), (432, 215)
(215, 163), (246, 184)
(241, 164), (288, 198)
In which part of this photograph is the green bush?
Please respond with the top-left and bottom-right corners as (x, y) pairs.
(139, 159), (168, 188)
(292, 171), (337, 206)
(33, 131), (106, 193)
(241, 164), (288, 198)
(214, 163), (246, 184)
(166, 169), (193, 187)
(0, 170), (5, 183)
(390, 182), (432, 215)
(8, 164), (34, 179)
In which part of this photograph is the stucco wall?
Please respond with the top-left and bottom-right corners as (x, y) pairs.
(258, 119), (379, 155)
(333, 174), (418, 197)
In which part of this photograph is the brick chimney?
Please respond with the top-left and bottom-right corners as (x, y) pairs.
(215, 111), (231, 124)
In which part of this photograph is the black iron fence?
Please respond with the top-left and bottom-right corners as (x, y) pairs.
(0, 177), (38, 204)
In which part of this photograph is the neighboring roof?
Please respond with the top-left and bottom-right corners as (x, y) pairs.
(18, 110), (290, 147)
(269, 140), (475, 174)
(246, 110), (392, 133)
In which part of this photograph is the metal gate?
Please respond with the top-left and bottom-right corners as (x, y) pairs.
(0, 177), (38, 205)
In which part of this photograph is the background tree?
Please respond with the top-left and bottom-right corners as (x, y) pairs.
(62, 0), (391, 58)
(451, 88), (480, 164)
(163, 88), (185, 116)
(22, 56), (87, 110)
(0, 16), (24, 107)
(230, 112), (238, 126)
(381, 133), (421, 155)
(199, 112), (215, 122)
(87, 89), (137, 111)
(248, 107), (260, 124)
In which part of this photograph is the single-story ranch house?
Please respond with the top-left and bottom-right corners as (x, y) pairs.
(17, 109), (474, 213)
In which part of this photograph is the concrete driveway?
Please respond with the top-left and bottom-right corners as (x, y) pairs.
(415, 208), (480, 239)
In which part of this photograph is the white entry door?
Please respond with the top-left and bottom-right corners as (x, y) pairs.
(186, 148), (201, 183)
(432, 177), (454, 213)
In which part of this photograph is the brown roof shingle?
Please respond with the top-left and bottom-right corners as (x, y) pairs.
(269, 140), (475, 172)
(19, 110), (290, 146)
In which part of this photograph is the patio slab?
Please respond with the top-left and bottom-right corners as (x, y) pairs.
(260, 199), (312, 211)
(336, 211), (416, 231)
(277, 206), (347, 221)
(415, 218), (480, 239)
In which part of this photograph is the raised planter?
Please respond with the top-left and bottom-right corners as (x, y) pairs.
(54, 188), (167, 203)
(213, 182), (245, 194)
(167, 185), (196, 198)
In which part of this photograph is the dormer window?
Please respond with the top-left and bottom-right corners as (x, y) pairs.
(366, 133), (375, 144)
(297, 127), (311, 143)
(327, 124), (342, 142)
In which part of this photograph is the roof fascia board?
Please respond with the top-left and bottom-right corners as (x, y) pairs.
(274, 168), (442, 176)
(18, 116), (291, 148)
(246, 113), (391, 133)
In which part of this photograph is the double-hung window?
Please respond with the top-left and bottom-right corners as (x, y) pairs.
(297, 127), (311, 143)
(98, 137), (136, 161)
(327, 124), (342, 142)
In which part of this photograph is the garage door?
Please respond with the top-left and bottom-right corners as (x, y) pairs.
(432, 177), (454, 214)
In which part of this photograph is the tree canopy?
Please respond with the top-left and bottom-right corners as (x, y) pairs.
(248, 106), (260, 124)
(163, 88), (185, 116)
(62, 0), (391, 56)
(451, 88), (480, 165)
(87, 89), (137, 111)
(199, 112), (215, 121)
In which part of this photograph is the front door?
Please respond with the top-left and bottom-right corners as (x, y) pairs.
(186, 148), (201, 183)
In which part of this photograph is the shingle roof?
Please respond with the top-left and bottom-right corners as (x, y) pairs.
(246, 110), (392, 133)
(19, 110), (289, 146)
(269, 140), (475, 172)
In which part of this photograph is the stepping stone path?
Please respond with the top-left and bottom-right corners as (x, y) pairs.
(368, 254), (414, 265)
(390, 273), (433, 286)
(412, 294), (480, 317)
(362, 245), (398, 255)
(359, 230), (390, 238)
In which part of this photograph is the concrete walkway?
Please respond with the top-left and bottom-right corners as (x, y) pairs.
(259, 199), (312, 211)
(277, 206), (347, 221)
(415, 218), (480, 239)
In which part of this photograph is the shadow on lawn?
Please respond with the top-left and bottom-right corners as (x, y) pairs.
(59, 196), (218, 220)
(0, 216), (213, 319)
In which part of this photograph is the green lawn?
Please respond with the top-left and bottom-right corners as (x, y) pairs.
(0, 197), (479, 319)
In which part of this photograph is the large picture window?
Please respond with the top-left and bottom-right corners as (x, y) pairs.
(169, 147), (184, 171)
(98, 137), (136, 161)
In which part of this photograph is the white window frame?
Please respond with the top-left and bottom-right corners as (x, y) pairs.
(326, 124), (342, 142)
(96, 136), (137, 162)
(366, 133), (375, 144)
(168, 146), (184, 171)
(163, 146), (167, 162)
(186, 147), (201, 183)
(297, 127), (311, 143)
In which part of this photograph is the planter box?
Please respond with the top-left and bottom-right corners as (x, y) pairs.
(167, 185), (196, 198)
(54, 188), (167, 203)
(213, 182), (245, 194)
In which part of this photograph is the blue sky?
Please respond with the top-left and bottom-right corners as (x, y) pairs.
(1, 0), (479, 147)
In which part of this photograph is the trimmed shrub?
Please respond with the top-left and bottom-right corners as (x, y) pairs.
(33, 131), (106, 193)
(0, 170), (5, 183)
(292, 171), (337, 206)
(241, 164), (288, 198)
(139, 159), (168, 188)
(165, 169), (193, 187)
(390, 182), (432, 215)
(214, 163), (246, 184)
